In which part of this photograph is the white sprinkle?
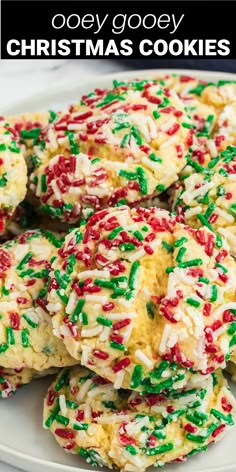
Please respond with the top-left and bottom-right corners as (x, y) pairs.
(206, 139), (218, 158)
(114, 371), (125, 389)
(128, 248), (146, 262)
(81, 326), (103, 337)
(78, 270), (110, 280)
(105, 312), (136, 321)
(159, 324), (171, 353)
(99, 326), (110, 341)
(81, 346), (90, 366)
(159, 135), (178, 149)
(135, 349), (153, 369)
(85, 295), (108, 303)
(47, 302), (62, 313)
(214, 207), (234, 222)
(76, 379), (93, 402)
(59, 395), (67, 417)
(51, 180), (62, 200)
(66, 291), (77, 315)
(185, 206), (203, 218)
(160, 117), (176, 132)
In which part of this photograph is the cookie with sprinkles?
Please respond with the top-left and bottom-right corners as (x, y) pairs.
(26, 79), (194, 222)
(47, 206), (236, 389)
(0, 366), (57, 399)
(0, 229), (76, 370)
(0, 123), (27, 234)
(44, 366), (236, 472)
(169, 145), (236, 257)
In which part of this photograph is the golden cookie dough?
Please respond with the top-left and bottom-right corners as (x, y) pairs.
(44, 366), (236, 472)
(0, 229), (76, 370)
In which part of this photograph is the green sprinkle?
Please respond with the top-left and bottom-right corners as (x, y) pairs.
(229, 335), (236, 348)
(151, 360), (169, 380)
(219, 167), (229, 177)
(66, 400), (78, 409)
(189, 83), (207, 96)
(208, 157), (220, 168)
(49, 110), (57, 123)
(146, 443), (173, 456)
(186, 433), (206, 444)
(165, 267), (174, 274)
(215, 263), (228, 273)
(125, 445), (138, 455)
(161, 241), (173, 253)
(20, 128), (41, 140)
(94, 279), (115, 289)
(131, 126), (142, 145)
(21, 329), (30, 348)
(152, 429), (166, 439)
(216, 234), (223, 248)
(91, 158), (100, 164)
(149, 153), (162, 163)
(210, 408), (234, 425)
(228, 322), (236, 335)
(66, 131), (79, 154)
(54, 370), (69, 391)
(121, 134), (130, 148)
(17, 252), (33, 270)
(22, 314), (38, 328)
(142, 226), (148, 232)
(146, 301), (156, 320)
(174, 237), (188, 248)
(9, 140), (21, 152)
(109, 341), (125, 351)
(178, 258), (203, 268)
(186, 298), (200, 308)
(137, 167), (148, 195)
(73, 423), (89, 431)
(186, 412), (206, 427)
(156, 184), (166, 192)
(134, 230), (144, 241)
(128, 261), (140, 290)
(0, 343), (8, 354)
(6, 326), (15, 345)
(56, 290), (69, 305)
(107, 226), (123, 240)
(0, 144), (7, 151)
(0, 173), (7, 187)
(96, 316), (112, 327)
(54, 270), (69, 290)
(153, 110), (161, 120)
(45, 405), (60, 428)
(102, 400), (117, 409)
(55, 415), (69, 426)
(187, 445), (208, 457)
(210, 285), (217, 302)
(120, 243), (135, 252)
(182, 122), (192, 129)
(130, 365), (142, 389)
(41, 174), (47, 193)
(198, 277), (209, 284)
(1, 286), (9, 296)
(71, 299), (85, 323)
(211, 372), (218, 387)
(176, 246), (186, 263)
(204, 203), (215, 220)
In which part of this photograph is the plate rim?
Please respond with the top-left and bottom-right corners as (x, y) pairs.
(2, 67), (236, 472)
(3, 68), (236, 115)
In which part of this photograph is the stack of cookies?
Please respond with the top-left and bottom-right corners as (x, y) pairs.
(1, 75), (236, 471)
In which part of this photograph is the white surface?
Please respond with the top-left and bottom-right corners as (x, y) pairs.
(1, 66), (236, 472)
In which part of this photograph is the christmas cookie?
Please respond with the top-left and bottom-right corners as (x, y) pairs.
(47, 206), (236, 389)
(44, 366), (236, 472)
(0, 229), (76, 370)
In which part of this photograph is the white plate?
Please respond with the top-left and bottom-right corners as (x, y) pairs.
(1, 68), (236, 472)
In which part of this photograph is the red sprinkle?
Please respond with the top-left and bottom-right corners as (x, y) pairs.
(203, 303), (211, 317)
(212, 424), (226, 438)
(102, 302), (115, 312)
(112, 357), (131, 373)
(93, 349), (109, 360)
(167, 123), (180, 136)
(113, 319), (131, 331)
(184, 423), (197, 433)
(221, 397), (233, 412)
(9, 312), (20, 330)
(223, 310), (235, 323)
(55, 429), (75, 440)
(76, 410), (85, 421)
